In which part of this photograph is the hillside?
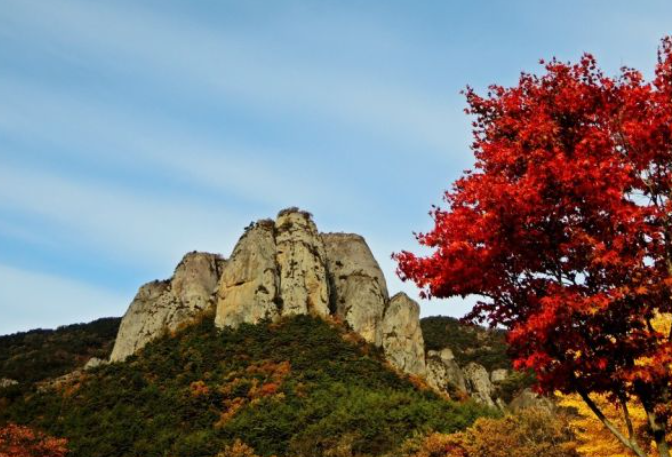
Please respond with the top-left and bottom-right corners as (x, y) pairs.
(0, 314), (494, 457)
(0, 318), (120, 384)
(420, 316), (510, 372)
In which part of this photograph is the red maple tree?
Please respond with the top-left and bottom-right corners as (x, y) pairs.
(396, 37), (672, 457)
(0, 423), (68, 457)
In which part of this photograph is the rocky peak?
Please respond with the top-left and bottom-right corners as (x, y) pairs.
(425, 348), (467, 395)
(322, 232), (388, 344)
(275, 209), (330, 318)
(214, 220), (280, 329)
(109, 251), (224, 362)
(109, 207), (537, 409)
(381, 292), (426, 377)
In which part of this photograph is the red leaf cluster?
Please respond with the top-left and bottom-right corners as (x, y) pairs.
(396, 38), (672, 411)
(0, 423), (68, 457)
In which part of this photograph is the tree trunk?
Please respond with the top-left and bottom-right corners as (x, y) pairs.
(578, 389), (648, 457)
(647, 409), (671, 457)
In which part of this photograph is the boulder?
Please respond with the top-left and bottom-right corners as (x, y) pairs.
(463, 362), (496, 407)
(84, 357), (107, 371)
(215, 220), (281, 328)
(490, 368), (509, 383)
(381, 292), (426, 376)
(509, 388), (555, 413)
(275, 209), (330, 317)
(322, 233), (388, 344)
(110, 251), (223, 362)
(0, 378), (18, 388)
(426, 348), (467, 395)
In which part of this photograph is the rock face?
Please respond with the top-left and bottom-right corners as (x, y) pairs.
(463, 362), (496, 407)
(84, 357), (107, 371)
(425, 348), (467, 395)
(381, 293), (426, 376)
(110, 252), (223, 362)
(275, 210), (330, 318)
(490, 368), (508, 383)
(215, 220), (280, 328)
(0, 378), (18, 389)
(510, 388), (555, 413)
(322, 233), (388, 344)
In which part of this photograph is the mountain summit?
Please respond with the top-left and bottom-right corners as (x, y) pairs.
(111, 208), (426, 378)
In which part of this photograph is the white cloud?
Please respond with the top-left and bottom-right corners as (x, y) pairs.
(0, 76), (372, 216)
(0, 163), (245, 267)
(0, 0), (464, 154)
(0, 263), (128, 334)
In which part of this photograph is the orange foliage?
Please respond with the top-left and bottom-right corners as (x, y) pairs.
(403, 409), (578, 457)
(0, 423), (68, 457)
(189, 380), (210, 397)
(216, 439), (260, 457)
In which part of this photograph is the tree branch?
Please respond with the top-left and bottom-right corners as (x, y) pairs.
(577, 388), (647, 457)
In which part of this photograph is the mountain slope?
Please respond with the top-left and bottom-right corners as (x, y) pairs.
(0, 317), (120, 384)
(420, 316), (510, 372)
(0, 314), (494, 457)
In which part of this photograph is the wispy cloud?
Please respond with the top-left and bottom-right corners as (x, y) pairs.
(0, 263), (127, 334)
(0, 163), (245, 267)
(0, 76), (373, 216)
(0, 0), (464, 154)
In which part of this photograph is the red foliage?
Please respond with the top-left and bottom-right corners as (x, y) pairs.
(396, 36), (672, 443)
(0, 423), (68, 457)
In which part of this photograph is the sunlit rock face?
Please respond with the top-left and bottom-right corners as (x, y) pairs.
(215, 220), (281, 329)
(110, 252), (223, 362)
(322, 232), (388, 345)
(381, 292), (427, 377)
(275, 209), (330, 318)
(426, 348), (467, 395)
(110, 209), (429, 383)
(463, 362), (496, 407)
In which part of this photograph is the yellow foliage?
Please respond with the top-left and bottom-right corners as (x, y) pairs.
(557, 393), (658, 457)
(216, 439), (263, 457)
(401, 408), (578, 457)
(556, 313), (672, 457)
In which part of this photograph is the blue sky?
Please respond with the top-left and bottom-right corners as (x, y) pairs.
(1, 0), (671, 334)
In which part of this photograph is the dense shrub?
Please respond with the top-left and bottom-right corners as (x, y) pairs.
(0, 318), (120, 384)
(400, 408), (579, 457)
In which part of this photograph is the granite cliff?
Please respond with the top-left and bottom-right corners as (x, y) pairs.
(109, 208), (536, 409)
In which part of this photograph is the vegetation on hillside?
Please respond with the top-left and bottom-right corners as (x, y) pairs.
(399, 408), (579, 457)
(0, 318), (120, 384)
(420, 316), (509, 371)
(0, 315), (495, 457)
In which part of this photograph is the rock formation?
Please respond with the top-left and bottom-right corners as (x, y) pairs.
(110, 251), (224, 362)
(322, 233), (388, 344)
(275, 210), (330, 317)
(490, 368), (508, 383)
(0, 378), (18, 389)
(108, 207), (549, 411)
(84, 357), (107, 371)
(509, 388), (555, 413)
(215, 220), (280, 328)
(425, 348), (467, 394)
(381, 292), (426, 377)
(463, 362), (496, 407)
